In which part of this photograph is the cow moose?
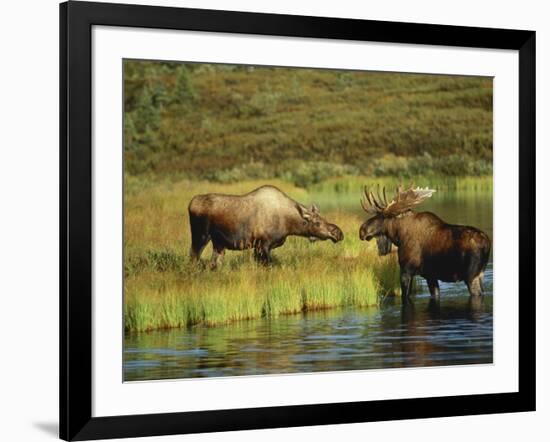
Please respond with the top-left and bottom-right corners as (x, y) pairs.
(359, 186), (491, 298)
(188, 185), (344, 268)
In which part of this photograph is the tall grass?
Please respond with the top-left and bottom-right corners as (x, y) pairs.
(125, 254), (398, 332)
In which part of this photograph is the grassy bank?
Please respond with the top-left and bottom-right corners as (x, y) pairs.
(124, 176), (490, 332)
(125, 252), (398, 332)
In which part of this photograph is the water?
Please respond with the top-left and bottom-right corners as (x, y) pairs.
(124, 188), (493, 381)
(311, 184), (493, 241)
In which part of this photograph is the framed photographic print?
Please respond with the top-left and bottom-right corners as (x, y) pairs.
(60, 1), (536, 440)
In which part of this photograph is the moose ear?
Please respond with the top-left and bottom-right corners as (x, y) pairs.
(310, 204), (320, 214)
(297, 204), (311, 220)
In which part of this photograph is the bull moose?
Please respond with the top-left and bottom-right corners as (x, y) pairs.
(188, 185), (344, 268)
(359, 186), (491, 298)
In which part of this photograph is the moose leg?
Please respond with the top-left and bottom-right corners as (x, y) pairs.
(253, 242), (272, 266)
(478, 272), (485, 293)
(254, 248), (272, 265)
(210, 245), (225, 270)
(189, 215), (210, 261)
(264, 248), (273, 265)
(469, 294), (483, 312)
(466, 275), (483, 296)
(400, 272), (414, 298)
(427, 279), (440, 298)
(465, 253), (485, 296)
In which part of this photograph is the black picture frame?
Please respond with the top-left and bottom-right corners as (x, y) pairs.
(60, 1), (536, 440)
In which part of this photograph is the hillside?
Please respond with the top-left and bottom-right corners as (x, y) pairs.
(124, 60), (492, 186)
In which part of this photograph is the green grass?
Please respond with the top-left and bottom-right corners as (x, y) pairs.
(124, 256), (396, 332)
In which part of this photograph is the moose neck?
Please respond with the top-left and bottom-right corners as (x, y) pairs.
(382, 212), (414, 247)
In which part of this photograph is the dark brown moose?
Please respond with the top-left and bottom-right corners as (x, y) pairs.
(188, 185), (344, 268)
(359, 186), (491, 298)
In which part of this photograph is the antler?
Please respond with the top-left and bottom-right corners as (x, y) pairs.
(385, 186), (436, 216)
(361, 185), (387, 214)
(361, 185), (436, 216)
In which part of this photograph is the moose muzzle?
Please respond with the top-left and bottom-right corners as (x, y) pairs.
(329, 225), (344, 243)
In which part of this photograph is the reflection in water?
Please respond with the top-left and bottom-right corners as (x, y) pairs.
(124, 189), (493, 381)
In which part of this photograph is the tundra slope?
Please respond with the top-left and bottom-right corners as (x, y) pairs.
(189, 185), (344, 267)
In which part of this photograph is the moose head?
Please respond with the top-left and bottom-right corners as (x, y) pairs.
(359, 185), (435, 255)
(297, 204), (344, 243)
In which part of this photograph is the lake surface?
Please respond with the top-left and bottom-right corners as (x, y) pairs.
(124, 188), (493, 381)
